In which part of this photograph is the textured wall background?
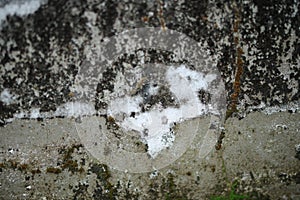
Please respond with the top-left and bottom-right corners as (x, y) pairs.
(0, 0), (299, 199)
(0, 0), (299, 123)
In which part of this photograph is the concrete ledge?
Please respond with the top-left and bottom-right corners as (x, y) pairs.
(1, 111), (299, 199)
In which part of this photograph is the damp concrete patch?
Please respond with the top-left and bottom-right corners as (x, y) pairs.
(0, 111), (299, 199)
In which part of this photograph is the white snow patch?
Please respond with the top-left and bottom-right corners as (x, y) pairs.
(13, 102), (96, 119)
(107, 65), (217, 158)
(54, 102), (96, 117)
(0, 0), (47, 27)
(248, 101), (299, 115)
(148, 84), (159, 96)
(0, 88), (18, 105)
(108, 95), (143, 116)
(30, 108), (40, 118)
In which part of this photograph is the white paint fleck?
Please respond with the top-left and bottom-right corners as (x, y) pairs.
(148, 12), (154, 17)
(0, 88), (18, 105)
(295, 144), (300, 153)
(275, 124), (288, 130)
(149, 170), (158, 178)
(8, 148), (14, 154)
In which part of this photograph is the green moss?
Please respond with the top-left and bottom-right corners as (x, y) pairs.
(58, 143), (85, 173)
(89, 163), (117, 200)
(148, 172), (190, 200)
(210, 181), (249, 200)
(225, 108), (238, 121)
(17, 163), (29, 171)
(0, 144), (85, 175)
(89, 163), (111, 181)
(61, 160), (79, 173)
(59, 144), (83, 162)
(161, 173), (188, 200)
(8, 159), (18, 169)
(30, 168), (41, 175)
(1, 159), (32, 172)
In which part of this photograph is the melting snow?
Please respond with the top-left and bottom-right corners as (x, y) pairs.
(107, 65), (217, 158)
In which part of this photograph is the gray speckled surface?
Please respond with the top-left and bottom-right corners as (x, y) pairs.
(0, 0), (299, 123)
(0, 0), (299, 199)
(0, 112), (299, 199)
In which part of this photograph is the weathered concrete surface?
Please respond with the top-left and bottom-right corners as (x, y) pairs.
(0, 112), (299, 199)
(0, 0), (299, 123)
(0, 0), (299, 199)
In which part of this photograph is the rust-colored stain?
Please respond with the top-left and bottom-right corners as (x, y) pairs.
(30, 168), (42, 175)
(141, 16), (149, 22)
(215, 130), (226, 150)
(217, 6), (244, 150)
(157, 0), (166, 31)
(225, 6), (244, 121)
(46, 167), (62, 174)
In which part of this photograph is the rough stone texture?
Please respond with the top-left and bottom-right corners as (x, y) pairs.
(0, 0), (299, 124)
(0, 112), (299, 199)
(0, 0), (299, 199)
